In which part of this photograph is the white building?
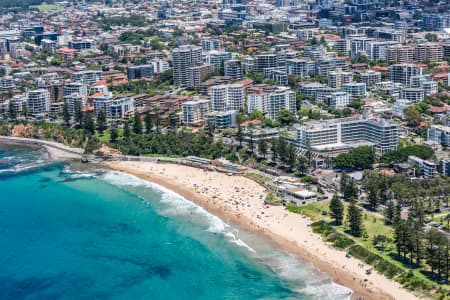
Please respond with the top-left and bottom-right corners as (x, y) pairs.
(343, 82), (366, 99)
(296, 116), (399, 154)
(73, 71), (102, 84)
(408, 156), (436, 178)
(64, 82), (88, 102)
(392, 99), (413, 119)
(93, 95), (135, 122)
(182, 99), (211, 126)
(248, 87), (296, 121)
(64, 93), (85, 116)
(326, 91), (350, 108)
(210, 84), (245, 112)
(427, 125), (450, 147)
(27, 89), (50, 115)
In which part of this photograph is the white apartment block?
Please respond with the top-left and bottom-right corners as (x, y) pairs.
(210, 84), (245, 112)
(93, 95), (135, 122)
(248, 87), (296, 121)
(296, 116), (399, 154)
(182, 99), (211, 126)
(427, 125), (450, 147)
(392, 99), (413, 119)
(343, 82), (367, 99)
(327, 69), (353, 89)
(267, 87), (296, 121)
(27, 89), (50, 115)
(360, 70), (382, 86)
(326, 91), (350, 108)
(64, 94), (84, 116)
(64, 82), (88, 102)
(172, 45), (203, 87)
(73, 70), (102, 84)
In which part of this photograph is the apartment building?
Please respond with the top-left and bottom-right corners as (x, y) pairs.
(343, 82), (366, 99)
(93, 95), (135, 122)
(27, 89), (50, 115)
(202, 39), (221, 52)
(68, 39), (93, 52)
(224, 60), (243, 80)
(203, 51), (232, 68)
(172, 45), (203, 87)
(63, 93), (84, 116)
(415, 43), (443, 62)
(360, 70), (382, 86)
(253, 54), (278, 73)
(408, 156), (437, 178)
(325, 91), (350, 108)
(210, 84), (245, 112)
(427, 125), (450, 147)
(392, 99), (413, 119)
(207, 110), (237, 129)
(327, 69), (353, 89)
(0, 76), (15, 91)
(127, 65), (154, 80)
(422, 14), (450, 31)
(73, 70), (102, 84)
(386, 44), (415, 63)
(267, 87), (296, 121)
(247, 86), (296, 121)
(64, 82), (88, 102)
(296, 116), (398, 154)
(401, 88), (425, 103)
(188, 64), (214, 89)
(182, 99), (211, 126)
(389, 64), (422, 85)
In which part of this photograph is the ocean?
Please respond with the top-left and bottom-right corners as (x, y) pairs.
(0, 143), (351, 300)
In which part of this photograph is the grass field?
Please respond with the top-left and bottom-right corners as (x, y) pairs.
(30, 4), (62, 12)
(289, 201), (449, 299)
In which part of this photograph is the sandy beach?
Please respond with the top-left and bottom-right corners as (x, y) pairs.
(102, 160), (422, 300)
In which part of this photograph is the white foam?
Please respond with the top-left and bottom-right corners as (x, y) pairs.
(99, 170), (352, 299)
(100, 171), (257, 253)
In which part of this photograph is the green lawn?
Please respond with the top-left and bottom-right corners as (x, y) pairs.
(96, 129), (124, 143)
(30, 4), (62, 12)
(290, 201), (449, 299)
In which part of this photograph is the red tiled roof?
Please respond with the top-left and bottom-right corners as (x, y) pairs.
(89, 92), (104, 98)
(241, 119), (262, 127)
(372, 66), (388, 72)
(57, 47), (77, 54)
(428, 105), (449, 113)
(432, 73), (449, 79)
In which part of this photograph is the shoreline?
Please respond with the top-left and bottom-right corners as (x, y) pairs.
(0, 136), (83, 160)
(101, 161), (422, 300)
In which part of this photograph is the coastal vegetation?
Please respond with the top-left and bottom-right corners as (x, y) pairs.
(289, 199), (450, 299)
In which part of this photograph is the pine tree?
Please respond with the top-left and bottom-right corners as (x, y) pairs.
(83, 113), (95, 135)
(347, 197), (363, 237)
(132, 111), (143, 134)
(110, 128), (118, 143)
(341, 173), (358, 200)
(96, 110), (107, 134)
(384, 200), (395, 225)
(144, 111), (153, 133)
(63, 102), (70, 126)
(367, 185), (380, 211)
(123, 121), (131, 140)
(330, 195), (344, 226)
(8, 101), (16, 120)
(74, 101), (83, 126)
(258, 138), (267, 159)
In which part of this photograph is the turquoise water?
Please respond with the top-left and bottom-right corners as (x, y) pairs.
(0, 144), (351, 300)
